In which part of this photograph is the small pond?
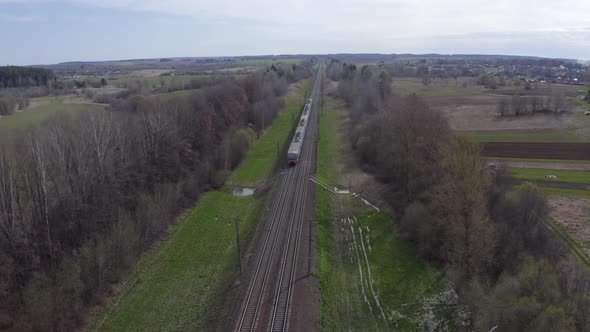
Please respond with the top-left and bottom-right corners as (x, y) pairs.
(232, 188), (255, 196)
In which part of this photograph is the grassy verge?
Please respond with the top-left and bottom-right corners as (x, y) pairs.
(316, 95), (456, 331)
(316, 97), (346, 186)
(482, 156), (590, 164)
(510, 168), (590, 184)
(230, 79), (312, 187)
(0, 103), (105, 135)
(546, 221), (590, 267)
(458, 128), (590, 143)
(90, 192), (263, 331)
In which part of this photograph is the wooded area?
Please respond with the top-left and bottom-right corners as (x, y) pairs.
(327, 59), (590, 331)
(0, 66), (54, 88)
(0, 62), (312, 330)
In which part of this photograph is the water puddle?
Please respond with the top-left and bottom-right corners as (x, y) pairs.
(232, 188), (255, 196)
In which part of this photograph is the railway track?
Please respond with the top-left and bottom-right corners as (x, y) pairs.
(235, 66), (322, 332)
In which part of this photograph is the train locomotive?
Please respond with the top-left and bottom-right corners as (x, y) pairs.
(287, 98), (312, 165)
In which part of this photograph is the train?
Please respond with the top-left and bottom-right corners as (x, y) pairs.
(287, 98), (312, 165)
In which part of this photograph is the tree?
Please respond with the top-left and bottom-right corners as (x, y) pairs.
(497, 98), (508, 117)
(0, 97), (15, 115)
(372, 95), (449, 210)
(430, 136), (495, 277)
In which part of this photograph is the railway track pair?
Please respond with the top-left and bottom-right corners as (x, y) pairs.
(235, 67), (322, 332)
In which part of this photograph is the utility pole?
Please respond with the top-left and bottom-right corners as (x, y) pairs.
(277, 141), (280, 167)
(235, 219), (242, 274)
(308, 218), (313, 276)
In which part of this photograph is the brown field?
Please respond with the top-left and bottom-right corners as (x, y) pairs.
(481, 142), (590, 160)
(426, 95), (583, 131)
(548, 196), (590, 256)
(488, 160), (590, 171)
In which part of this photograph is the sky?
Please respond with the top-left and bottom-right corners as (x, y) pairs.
(0, 0), (589, 65)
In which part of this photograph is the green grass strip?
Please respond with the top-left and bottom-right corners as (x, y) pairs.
(230, 79), (312, 187)
(510, 168), (590, 184)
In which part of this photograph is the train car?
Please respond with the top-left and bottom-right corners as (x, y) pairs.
(287, 99), (312, 165)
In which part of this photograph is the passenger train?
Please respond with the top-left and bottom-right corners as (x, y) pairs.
(287, 98), (312, 165)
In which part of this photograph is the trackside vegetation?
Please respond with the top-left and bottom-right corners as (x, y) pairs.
(315, 95), (455, 331)
(91, 193), (259, 331)
(230, 79), (312, 187)
(0, 61), (315, 330)
(326, 59), (590, 330)
(89, 77), (314, 331)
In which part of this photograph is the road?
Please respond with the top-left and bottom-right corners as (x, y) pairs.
(233, 65), (322, 332)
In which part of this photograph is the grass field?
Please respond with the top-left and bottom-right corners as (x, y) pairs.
(90, 192), (262, 331)
(151, 89), (198, 100)
(236, 58), (302, 66)
(539, 187), (590, 199)
(393, 77), (484, 97)
(315, 94), (457, 330)
(229, 79), (313, 187)
(459, 128), (590, 143)
(30, 94), (84, 104)
(0, 103), (105, 135)
(510, 168), (590, 184)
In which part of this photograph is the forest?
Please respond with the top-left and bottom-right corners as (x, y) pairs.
(326, 58), (590, 331)
(0, 66), (54, 88)
(0, 62), (312, 330)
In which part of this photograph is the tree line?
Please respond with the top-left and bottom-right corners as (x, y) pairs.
(0, 62), (312, 330)
(0, 66), (54, 88)
(326, 59), (590, 331)
(497, 93), (568, 117)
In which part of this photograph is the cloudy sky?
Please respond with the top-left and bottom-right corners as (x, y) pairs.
(0, 0), (589, 65)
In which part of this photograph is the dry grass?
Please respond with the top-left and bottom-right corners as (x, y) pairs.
(548, 196), (590, 256)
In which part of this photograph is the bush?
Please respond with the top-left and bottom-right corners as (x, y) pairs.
(0, 97), (16, 115)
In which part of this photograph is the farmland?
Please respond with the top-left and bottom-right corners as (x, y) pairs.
(461, 128), (590, 143)
(393, 75), (590, 271)
(481, 142), (590, 160)
(0, 103), (105, 135)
